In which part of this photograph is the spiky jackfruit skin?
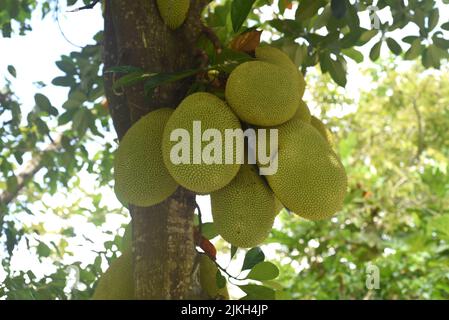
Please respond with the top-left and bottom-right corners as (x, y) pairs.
(266, 117), (348, 221)
(211, 164), (277, 248)
(156, 0), (190, 30)
(162, 93), (242, 193)
(199, 255), (229, 300)
(225, 61), (301, 126)
(275, 198), (284, 214)
(296, 100), (312, 123)
(311, 116), (334, 147)
(114, 108), (178, 207)
(255, 45), (306, 99)
(92, 251), (134, 300)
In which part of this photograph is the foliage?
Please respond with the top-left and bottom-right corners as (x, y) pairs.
(271, 63), (449, 299)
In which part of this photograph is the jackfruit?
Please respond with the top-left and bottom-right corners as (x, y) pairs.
(162, 92), (242, 193)
(92, 251), (134, 300)
(275, 198), (284, 214)
(211, 164), (277, 248)
(114, 108), (179, 207)
(199, 255), (229, 300)
(296, 100), (312, 123)
(255, 45), (306, 99)
(311, 116), (334, 147)
(225, 61), (301, 126)
(266, 117), (347, 221)
(156, 0), (190, 30)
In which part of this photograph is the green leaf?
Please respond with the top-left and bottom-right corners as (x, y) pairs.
(58, 109), (77, 125)
(56, 59), (77, 75)
(413, 8), (425, 29)
(106, 65), (143, 74)
(357, 29), (378, 46)
(7, 65), (16, 78)
(322, 54), (347, 87)
(35, 118), (50, 135)
(202, 222), (218, 240)
(441, 22), (449, 31)
(242, 247), (265, 271)
(112, 71), (153, 90)
(427, 9), (439, 31)
(402, 35), (419, 44)
(34, 93), (57, 116)
(52, 76), (75, 87)
(432, 34), (449, 49)
(425, 45), (443, 68)
(296, 0), (326, 21)
(216, 270), (226, 289)
(240, 285), (275, 300)
(37, 242), (51, 258)
(231, 0), (256, 32)
(404, 38), (423, 60)
(386, 38), (402, 54)
(72, 108), (89, 136)
(331, 0), (347, 19)
(144, 69), (200, 95)
(369, 40), (382, 61)
(342, 48), (364, 63)
(247, 262), (280, 281)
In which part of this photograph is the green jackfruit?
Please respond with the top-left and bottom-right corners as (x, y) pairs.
(114, 108), (178, 207)
(255, 45), (306, 99)
(266, 116), (347, 220)
(311, 116), (334, 147)
(211, 164), (277, 248)
(156, 0), (190, 30)
(162, 92), (242, 193)
(225, 61), (301, 126)
(199, 255), (229, 300)
(296, 100), (312, 123)
(92, 251), (134, 300)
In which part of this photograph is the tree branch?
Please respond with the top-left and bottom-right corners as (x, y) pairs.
(0, 134), (63, 224)
(68, 0), (101, 12)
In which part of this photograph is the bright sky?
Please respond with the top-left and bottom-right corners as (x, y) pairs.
(0, 0), (447, 299)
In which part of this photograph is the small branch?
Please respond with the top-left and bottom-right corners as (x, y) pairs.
(0, 134), (63, 223)
(55, 0), (83, 48)
(68, 0), (101, 12)
(195, 200), (203, 235)
(201, 25), (222, 54)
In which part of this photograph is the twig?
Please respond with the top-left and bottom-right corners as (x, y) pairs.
(195, 201), (203, 235)
(201, 25), (222, 54)
(55, 0), (83, 48)
(68, 0), (101, 12)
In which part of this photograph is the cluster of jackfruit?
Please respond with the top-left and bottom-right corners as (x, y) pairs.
(113, 45), (347, 249)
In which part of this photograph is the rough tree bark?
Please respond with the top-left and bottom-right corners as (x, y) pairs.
(103, 0), (208, 299)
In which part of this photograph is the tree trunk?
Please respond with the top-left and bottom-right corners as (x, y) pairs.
(103, 0), (207, 299)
